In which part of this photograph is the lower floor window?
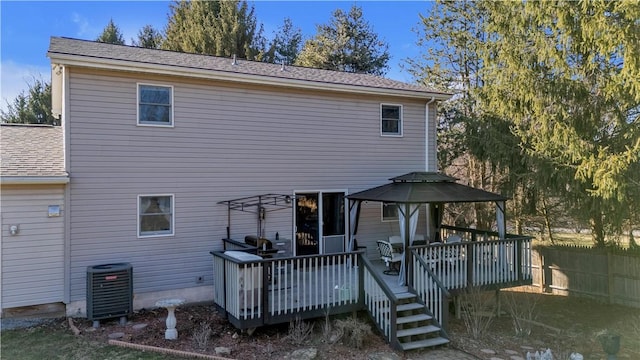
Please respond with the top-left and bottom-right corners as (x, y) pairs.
(382, 202), (398, 222)
(139, 195), (174, 237)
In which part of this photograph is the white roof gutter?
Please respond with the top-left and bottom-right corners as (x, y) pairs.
(48, 53), (452, 101)
(1, 176), (70, 185)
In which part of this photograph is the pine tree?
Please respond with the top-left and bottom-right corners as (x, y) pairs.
(480, 0), (640, 245)
(96, 18), (125, 45)
(295, 5), (389, 75)
(408, 0), (526, 230)
(163, 0), (265, 60)
(133, 25), (164, 49)
(266, 17), (302, 65)
(1, 78), (56, 125)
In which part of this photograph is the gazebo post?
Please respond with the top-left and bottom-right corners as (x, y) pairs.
(404, 203), (411, 286)
(496, 201), (506, 239)
(496, 200), (507, 276)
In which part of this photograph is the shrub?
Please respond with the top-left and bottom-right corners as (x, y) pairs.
(459, 286), (495, 339)
(192, 322), (212, 350)
(285, 316), (314, 345)
(333, 315), (373, 349)
(503, 291), (539, 337)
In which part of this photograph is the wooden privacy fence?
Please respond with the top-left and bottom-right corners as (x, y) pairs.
(530, 245), (640, 309)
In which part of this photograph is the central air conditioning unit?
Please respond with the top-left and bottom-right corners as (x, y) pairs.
(86, 263), (133, 328)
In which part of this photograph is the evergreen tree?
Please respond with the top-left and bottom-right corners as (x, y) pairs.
(133, 25), (164, 49)
(96, 18), (125, 45)
(480, 0), (640, 245)
(1, 78), (56, 125)
(266, 17), (302, 65)
(408, 0), (527, 230)
(163, 0), (265, 60)
(295, 5), (389, 75)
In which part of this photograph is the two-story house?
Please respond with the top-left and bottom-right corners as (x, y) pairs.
(46, 36), (450, 315)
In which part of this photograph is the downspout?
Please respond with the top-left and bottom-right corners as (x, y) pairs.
(59, 64), (72, 309)
(425, 97), (436, 243)
(425, 97), (436, 172)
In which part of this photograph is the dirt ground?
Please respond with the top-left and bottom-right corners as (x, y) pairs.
(71, 289), (639, 360)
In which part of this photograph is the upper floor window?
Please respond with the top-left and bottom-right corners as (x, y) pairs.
(138, 194), (174, 237)
(381, 104), (402, 136)
(138, 84), (173, 126)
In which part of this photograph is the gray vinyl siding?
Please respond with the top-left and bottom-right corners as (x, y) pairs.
(66, 68), (431, 301)
(1, 185), (65, 308)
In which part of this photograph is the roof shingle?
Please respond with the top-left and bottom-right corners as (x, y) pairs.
(48, 37), (451, 99)
(0, 124), (66, 177)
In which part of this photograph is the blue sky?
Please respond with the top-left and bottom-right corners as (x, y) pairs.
(1, 1), (433, 109)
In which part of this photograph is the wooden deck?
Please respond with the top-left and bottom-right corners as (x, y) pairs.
(211, 230), (533, 349)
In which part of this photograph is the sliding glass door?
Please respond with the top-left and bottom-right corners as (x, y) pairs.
(295, 191), (346, 256)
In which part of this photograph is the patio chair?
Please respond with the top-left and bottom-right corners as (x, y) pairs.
(388, 235), (403, 252)
(377, 240), (402, 275)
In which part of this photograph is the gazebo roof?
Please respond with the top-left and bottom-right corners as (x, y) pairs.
(347, 172), (508, 203)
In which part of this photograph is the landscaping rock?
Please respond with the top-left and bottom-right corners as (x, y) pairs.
(215, 346), (231, 356)
(329, 333), (339, 344)
(132, 323), (148, 331)
(108, 332), (124, 339)
(367, 352), (402, 360)
(287, 347), (318, 360)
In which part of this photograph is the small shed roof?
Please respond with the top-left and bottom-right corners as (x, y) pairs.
(347, 172), (507, 203)
(0, 124), (68, 184)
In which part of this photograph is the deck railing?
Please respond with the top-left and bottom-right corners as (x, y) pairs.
(441, 225), (528, 242)
(410, 249), (450, 333)
(412, 227), (533, 291)
(221, 238), (258, 253)
(360, 256), (399, 348)
(211, 251), (362, 329)
(212, 229), (532, 333)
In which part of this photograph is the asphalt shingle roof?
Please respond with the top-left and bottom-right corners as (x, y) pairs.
(0, 124), (66, 177)
(48, 37), (450, 99)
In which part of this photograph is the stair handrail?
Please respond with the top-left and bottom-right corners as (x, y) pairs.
(410, 248), (451, 336)
(359, 255), (400, 301)
(359, 255), (401, 349)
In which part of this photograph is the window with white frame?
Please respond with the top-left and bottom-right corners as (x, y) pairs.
(138, 84), (173, 126)
(138, 195), (174, 237)
(381, 202), (398, 222)
(380, 104), (402, 136)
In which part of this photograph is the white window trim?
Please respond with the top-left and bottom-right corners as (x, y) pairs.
(380, 103), (403, 137)
(381, 202), (398, 222)
(137, 194), (175, 238)
(137, 83), (175, 128)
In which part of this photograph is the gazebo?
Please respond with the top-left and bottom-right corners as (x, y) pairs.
(347, 172), (509, 285)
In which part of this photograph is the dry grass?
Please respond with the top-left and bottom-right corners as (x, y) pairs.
(333, 315), (373, 349)
(191, 322), (212, 350)
(285, 316), (314, 346)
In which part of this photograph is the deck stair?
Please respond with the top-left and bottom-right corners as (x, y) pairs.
(394, 292), (449, 351)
